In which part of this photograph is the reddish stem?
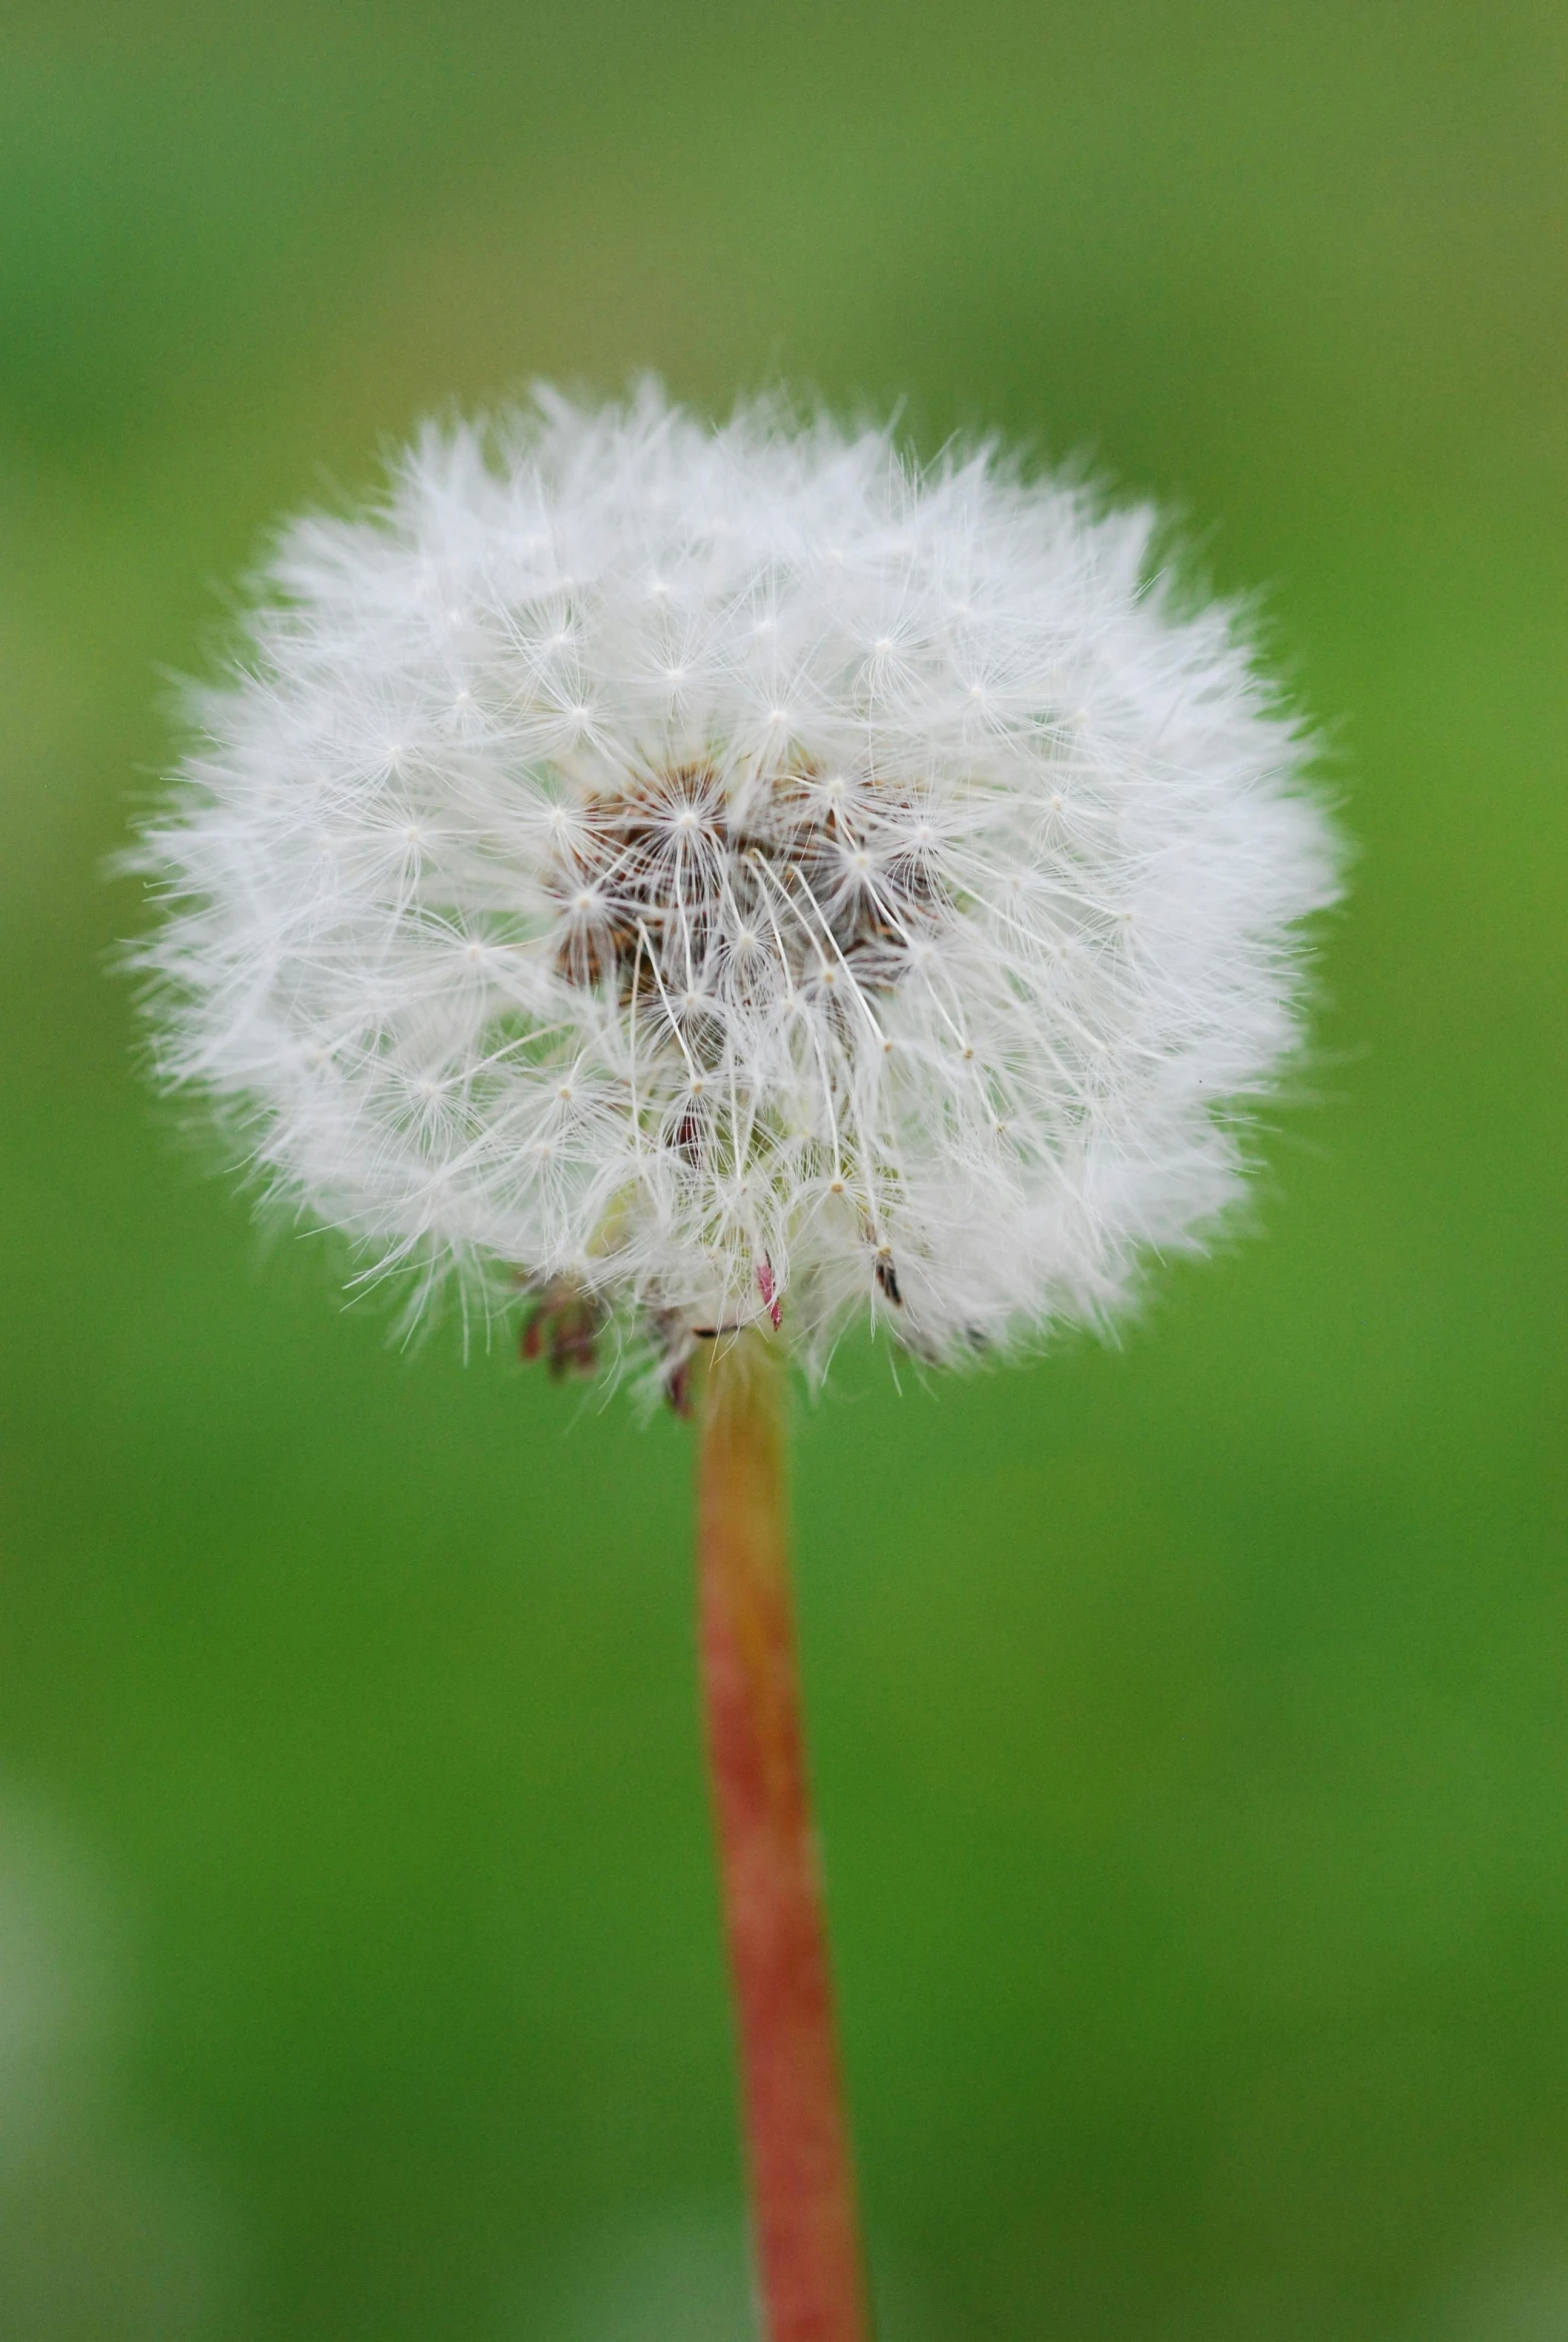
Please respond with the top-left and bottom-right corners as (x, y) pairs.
(695, 1335), (872, 2342)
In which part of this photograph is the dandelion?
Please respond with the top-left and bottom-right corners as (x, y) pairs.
(131, 384), (1340, 2342)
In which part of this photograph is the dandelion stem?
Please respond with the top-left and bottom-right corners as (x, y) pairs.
(694, 1334), (871, 2342)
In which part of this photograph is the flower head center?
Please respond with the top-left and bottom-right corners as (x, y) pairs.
(548, 761), (941, 1022)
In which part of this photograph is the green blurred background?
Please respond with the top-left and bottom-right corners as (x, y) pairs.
(1, 2), (1564, 2335)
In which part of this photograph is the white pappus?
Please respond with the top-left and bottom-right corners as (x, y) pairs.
(132, 383), (1341, 1390)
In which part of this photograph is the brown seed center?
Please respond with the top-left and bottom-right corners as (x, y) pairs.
(548, 761), (939, 1010)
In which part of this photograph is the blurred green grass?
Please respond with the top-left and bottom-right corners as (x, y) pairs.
(0, 3), (1564, 2335)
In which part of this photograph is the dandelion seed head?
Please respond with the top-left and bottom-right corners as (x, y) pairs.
(131, 383), (1340, 1383)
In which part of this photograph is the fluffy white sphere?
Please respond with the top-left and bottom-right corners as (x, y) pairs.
(135, 385), (1340, 1384)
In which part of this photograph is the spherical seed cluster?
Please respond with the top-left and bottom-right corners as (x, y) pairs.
(134, 385), (1339, 1383)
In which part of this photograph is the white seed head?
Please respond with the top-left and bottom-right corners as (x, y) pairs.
(132, 384), (1340, 1382)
